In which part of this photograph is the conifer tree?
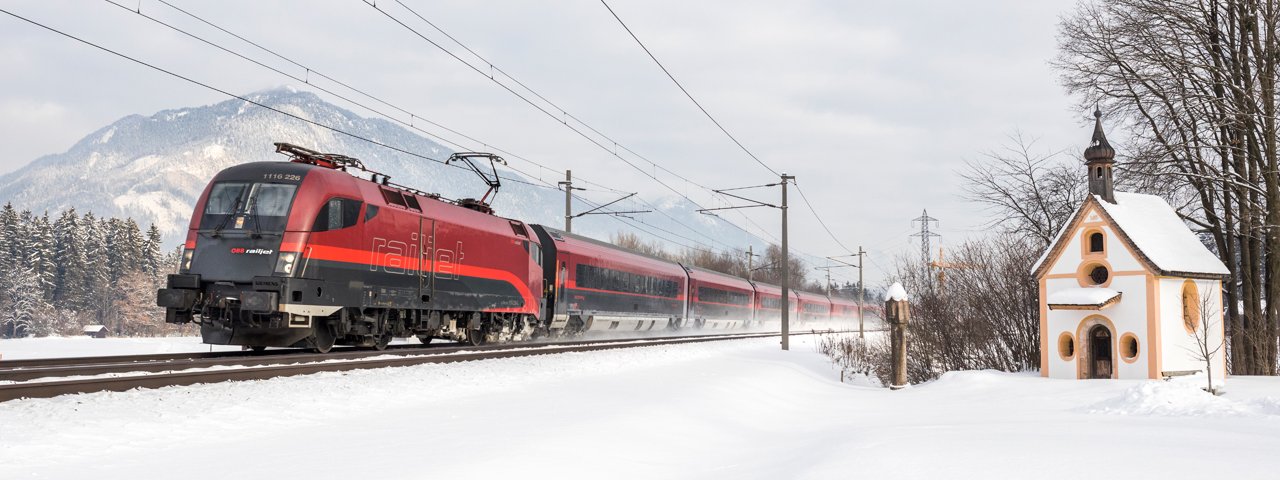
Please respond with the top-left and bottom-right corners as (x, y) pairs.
(0, 203), (20, 273)
(52, 208), (86, 307)
(28, 212), (56, 301)
(81, 212), (111, 321)
(142, 224), (163, 275)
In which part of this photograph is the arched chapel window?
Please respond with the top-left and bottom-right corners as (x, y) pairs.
(1182, 281), (1202, 333)
(1089, 232), (1104, 253)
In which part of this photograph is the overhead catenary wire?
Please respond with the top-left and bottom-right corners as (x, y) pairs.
(596, 1), (857, 259)
(598, 0), (779, 177)
(793, 181), (854, 255)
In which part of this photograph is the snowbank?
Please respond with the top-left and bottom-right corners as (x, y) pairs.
(3, 335), (1279, 479)
(1084, 379), (1254, 417)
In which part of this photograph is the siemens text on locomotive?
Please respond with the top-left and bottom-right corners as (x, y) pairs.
(156, 143), (868, 352)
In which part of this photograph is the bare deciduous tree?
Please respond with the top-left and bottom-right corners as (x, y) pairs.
(961, 133), (1086, 248)
(1188, 294), (1227, 394)
(868, 235), (1043, 383)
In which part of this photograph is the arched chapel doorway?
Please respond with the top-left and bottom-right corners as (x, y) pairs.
(1088, 325), (1113, 379)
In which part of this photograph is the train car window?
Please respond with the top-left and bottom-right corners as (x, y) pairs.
(364, 204), (379, 223)
(761, 297), (781, 309)
(312, 197), (363, 232)
(575, 264), (677, 297)
(403, 194), (422, 211)
(381, 188), (407, 208)
(699, 287), (749, 306)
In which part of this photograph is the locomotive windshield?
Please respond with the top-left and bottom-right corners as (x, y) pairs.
(200, 181), (298, 233)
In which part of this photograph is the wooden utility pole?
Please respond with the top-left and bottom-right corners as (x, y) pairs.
(885, 282), (910, 390)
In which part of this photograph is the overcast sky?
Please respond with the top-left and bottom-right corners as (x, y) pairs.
(0, 0), (1086, 286)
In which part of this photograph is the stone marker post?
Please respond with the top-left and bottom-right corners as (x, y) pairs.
(884, 282), (910, 390)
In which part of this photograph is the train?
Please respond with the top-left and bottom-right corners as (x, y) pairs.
(156, 143), (873, 352)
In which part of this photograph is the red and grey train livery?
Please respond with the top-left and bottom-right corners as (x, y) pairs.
(157, 143), (865, 352)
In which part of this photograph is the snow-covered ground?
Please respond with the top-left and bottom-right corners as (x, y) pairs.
(3, 334), (1278, 479)
(0, 336), (244, 359)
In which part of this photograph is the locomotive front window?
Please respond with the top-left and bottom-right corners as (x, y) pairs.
(200, 181), (298, 233)
(205, 182), (249, 215)
(249, 184), (297, 217)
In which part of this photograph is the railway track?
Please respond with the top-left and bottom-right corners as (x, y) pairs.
(0, 330), (843, 403)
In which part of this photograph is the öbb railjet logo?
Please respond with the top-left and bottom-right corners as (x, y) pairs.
(230, 247), (275, 255)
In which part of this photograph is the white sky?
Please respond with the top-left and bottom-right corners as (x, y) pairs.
(0, 0), (1087, 285)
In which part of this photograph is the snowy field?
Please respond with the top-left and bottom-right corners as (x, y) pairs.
(0, 335), (241, 360)
(2, 334), (1279, 479)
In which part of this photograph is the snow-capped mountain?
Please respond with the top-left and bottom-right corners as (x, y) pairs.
(0, 87), (769, 255)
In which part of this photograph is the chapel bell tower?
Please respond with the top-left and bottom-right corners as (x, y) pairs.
(1084, 108), (1116, 203)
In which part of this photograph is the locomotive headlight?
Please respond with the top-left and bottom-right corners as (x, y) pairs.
(179, 248), (194, 273)
(274, 252), (298, 275)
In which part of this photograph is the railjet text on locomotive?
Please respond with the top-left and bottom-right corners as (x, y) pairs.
(156, 143), (861, 352)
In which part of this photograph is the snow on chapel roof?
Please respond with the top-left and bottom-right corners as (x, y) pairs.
(1032, 192), (1229, 278)
(1047, 287), (1121, 310)
(1098, 192), (1228, 276)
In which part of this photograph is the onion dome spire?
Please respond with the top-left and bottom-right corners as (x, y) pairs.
(1083, 108), (1117, 203)
(1084, 108), (1115, 165)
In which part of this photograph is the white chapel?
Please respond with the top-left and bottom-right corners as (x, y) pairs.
(1032, 110), (1229, 382)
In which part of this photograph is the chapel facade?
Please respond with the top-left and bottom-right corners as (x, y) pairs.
(1033, 111), (1229, 382)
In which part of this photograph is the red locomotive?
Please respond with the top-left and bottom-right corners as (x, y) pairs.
(157, 143), (863, 351)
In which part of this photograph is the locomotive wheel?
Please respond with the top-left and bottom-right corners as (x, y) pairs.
(311, 324), (336, 353)
(373, 333), (392, 351)
(417, 335), (433, 345)
(466, 328), (486, 346)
